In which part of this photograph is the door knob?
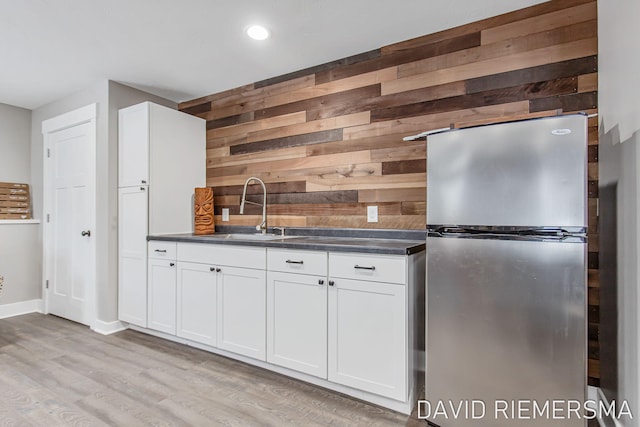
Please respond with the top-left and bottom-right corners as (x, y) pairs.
(81, 230), (91, 237)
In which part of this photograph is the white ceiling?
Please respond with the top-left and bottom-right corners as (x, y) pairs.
(0, 0), (548, 110)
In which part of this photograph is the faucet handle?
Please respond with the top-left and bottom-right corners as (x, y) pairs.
(273, 226), (285, 236)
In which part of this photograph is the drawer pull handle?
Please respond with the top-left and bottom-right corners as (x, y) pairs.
(328, 280), (335, 286)
(210, 267), (215, 272)
(216, 268), (221, 273)
(154, 249), (167, 253)
(318, 279), (324, 285)
(354, 265), (376, 271)
(286, 260), (304, 265)
(169, 263), (175, 267)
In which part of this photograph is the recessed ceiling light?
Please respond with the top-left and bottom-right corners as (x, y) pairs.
(246, 25), (270, 40)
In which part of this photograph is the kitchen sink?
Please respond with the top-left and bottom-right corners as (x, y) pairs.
(205, 233), (298, 241)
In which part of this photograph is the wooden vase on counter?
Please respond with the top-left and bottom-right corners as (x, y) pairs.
(194, 187), (215, 235)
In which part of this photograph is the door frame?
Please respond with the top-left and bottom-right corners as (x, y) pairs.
(42, 103), (97, 328)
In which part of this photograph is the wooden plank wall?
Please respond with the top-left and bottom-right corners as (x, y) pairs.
(180, 0), (600, 385)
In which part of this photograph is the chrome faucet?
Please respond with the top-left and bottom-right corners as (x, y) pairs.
(239, 176), (267, 234)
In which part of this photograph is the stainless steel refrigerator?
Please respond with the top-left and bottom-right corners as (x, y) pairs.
(425, 114), (587, 426)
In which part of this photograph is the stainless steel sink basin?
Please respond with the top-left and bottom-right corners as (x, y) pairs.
(206, 233), (298, 241)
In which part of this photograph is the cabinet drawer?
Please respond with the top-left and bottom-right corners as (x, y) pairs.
(329, 253), (406, 285)
(267, 249), (327, 276)
(177, 242), (266, 269)
(148, 241), (176, 259)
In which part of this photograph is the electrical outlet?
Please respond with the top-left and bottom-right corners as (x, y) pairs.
(222, 208), (230, 222)
(367, 205), (378, 223)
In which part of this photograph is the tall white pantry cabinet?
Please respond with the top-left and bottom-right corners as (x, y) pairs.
(118, 102), (205, 327)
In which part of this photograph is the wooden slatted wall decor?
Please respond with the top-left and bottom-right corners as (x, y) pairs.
(180, 0), (600, 384)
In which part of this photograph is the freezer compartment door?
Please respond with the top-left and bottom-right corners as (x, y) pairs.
(426, 236), (586, 427)
(427, 114), (587, 227)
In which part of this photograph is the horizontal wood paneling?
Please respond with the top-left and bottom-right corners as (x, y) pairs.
(256, 84), (381, 121)
(398, 19), (597, 80)
(230, 129), (344, 155)
(480, 1), (597, 45)
(181, 0), (599, 384)
(315, 32), (482, 85)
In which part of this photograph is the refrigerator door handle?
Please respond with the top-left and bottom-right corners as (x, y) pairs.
(429, 226), (586, 242)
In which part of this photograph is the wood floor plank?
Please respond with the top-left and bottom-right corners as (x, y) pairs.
(0, 313), (423, 426)
(0, 372), (108, 427)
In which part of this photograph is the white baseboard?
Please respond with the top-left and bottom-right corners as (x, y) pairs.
(92, 319), (127, 335)
(0, 299), (43, 319)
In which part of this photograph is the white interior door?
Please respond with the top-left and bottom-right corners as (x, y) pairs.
(43, 104), (96, 327)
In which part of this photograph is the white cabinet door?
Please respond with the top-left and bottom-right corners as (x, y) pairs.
(176, 262), (217, 347)
(147, 258), (176, 334)
(118, 103), (149, 187)
(118, 187), (148, 327)
(147, 103), (205, 235)
(217, 266), (266, 361)
(328, 278), (407, 401)
(267, 271), (327, 378)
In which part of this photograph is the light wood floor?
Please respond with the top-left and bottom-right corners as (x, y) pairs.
(0, 313), (424, 426)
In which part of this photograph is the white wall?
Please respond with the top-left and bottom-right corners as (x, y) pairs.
(30, 80), (175, 324)
(598, 0), (640, 425)
(0, 103), (32, 182)
(0, 103), (40, 305)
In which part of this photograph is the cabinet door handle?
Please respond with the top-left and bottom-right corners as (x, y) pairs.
(210, 267), (215, 272)
(169, 263), (175, 267)
(318, 279), (324, 285)
(216, 268), (221, 273)
(354, 265), (375, 271)
(285, 260), (304, 265)
(81, 230), (91, 237)
(328, 280), (335, 286)
(141, 180), (147, 184)
(154, 249), (167, 253)
(140, 187), (146, 191)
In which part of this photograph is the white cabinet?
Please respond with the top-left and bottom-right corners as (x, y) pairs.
(176, 242), (267, 361)
(118, 101), (205, 235)
(327, 252), (409, 401)
(118, 102), (205, 326)
(267, 272), (327, 378)
(266, 248), (413, 400)
(142, 240), (424, 414)
(217, 266), (267, 361)
(147, 244), (177, 335)
(176, 262), (217, 347)
(118, 102), (149, 187)
(267, 248), (328, 378)
(117, 186), (148, 326)
(328, 278), (406, 401)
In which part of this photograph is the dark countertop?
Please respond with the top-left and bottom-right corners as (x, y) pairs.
(148, 227), (426, 256)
